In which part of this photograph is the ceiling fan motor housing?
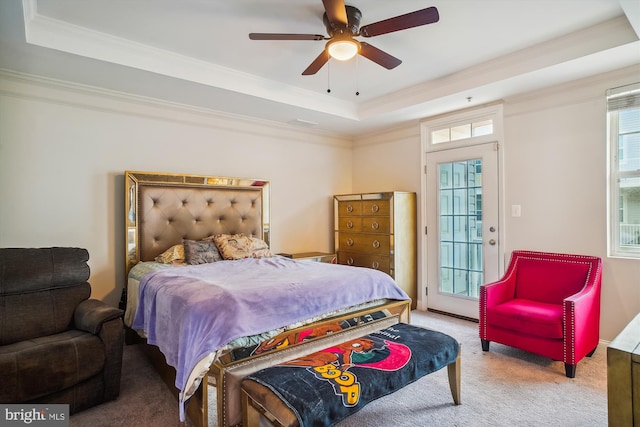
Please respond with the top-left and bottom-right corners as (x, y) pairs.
(323, 5), (362, 37)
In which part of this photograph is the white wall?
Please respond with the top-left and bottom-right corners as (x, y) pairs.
(503, 66), (640, 341)
(351, 125), (422, 194)
(0, 71), (352, 307)
(2, 66), (638, 341)
(352, 65), (640, 341)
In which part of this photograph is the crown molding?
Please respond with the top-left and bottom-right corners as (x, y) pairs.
(0, 68), (353, 147)
(503, 64), (640, 118)
(20, 0), (358, 122)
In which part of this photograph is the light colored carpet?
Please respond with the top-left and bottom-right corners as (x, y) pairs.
(335, 310), (607, 427)
(70, 310), (607, 426)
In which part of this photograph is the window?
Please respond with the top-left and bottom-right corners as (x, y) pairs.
(431, 119), (494, 144)
(608, 82), (640, 258)
(438, 159), (484, 297)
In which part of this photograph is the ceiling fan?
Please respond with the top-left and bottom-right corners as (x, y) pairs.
(249, 0), (439, 75)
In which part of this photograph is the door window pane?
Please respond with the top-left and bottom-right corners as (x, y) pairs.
(439, 164), (453, 189)
(440, 215), (453, 241)
(438, 159), (484, 297)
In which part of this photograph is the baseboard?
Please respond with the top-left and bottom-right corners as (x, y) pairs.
(426, 308), (479, 323)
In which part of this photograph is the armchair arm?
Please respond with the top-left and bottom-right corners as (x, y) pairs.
(480, 276), (516, 308)
(99, 316), (125, 401)
(480, 254), (520, 309)
(75, 299), (125, 400)
(479, 262), (518, 342)
(479, 277), (516, 342)
(75, 299), (124, 335)
(563, 278), (602, 363)
(564, 279), (601, 307)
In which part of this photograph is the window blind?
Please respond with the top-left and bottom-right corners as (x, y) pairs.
(607, 82), (640, 112)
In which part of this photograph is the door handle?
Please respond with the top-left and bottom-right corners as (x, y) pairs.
(488, 239), (496, 246)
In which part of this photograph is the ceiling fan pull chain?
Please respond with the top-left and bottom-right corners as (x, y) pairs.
(355, 56), (360, 96)
(327, 60), (331, 93)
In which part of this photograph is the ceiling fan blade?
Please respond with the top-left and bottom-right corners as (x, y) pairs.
(302, 49), (330, 75)
(359, 6), (439, 37)
(359, 43), (402, 70)
(322, 0), (348, 25)
(249, 33), (325, 41)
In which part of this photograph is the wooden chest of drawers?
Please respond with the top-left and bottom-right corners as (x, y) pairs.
(334, 192), (417, 308)
(607, 312), (640, 426)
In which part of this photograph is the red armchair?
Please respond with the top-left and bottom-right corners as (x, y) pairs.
(479, 250), (602, 378)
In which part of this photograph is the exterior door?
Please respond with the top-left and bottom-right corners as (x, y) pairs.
(426, 142), (500, 319)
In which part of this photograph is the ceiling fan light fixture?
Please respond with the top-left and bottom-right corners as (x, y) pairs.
(327, 38), (360, 61)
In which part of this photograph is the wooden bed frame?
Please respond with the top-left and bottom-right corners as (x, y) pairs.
(123, 171), (411, 427)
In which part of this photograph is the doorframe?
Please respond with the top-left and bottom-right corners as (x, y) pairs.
(417, 103), (506, 312)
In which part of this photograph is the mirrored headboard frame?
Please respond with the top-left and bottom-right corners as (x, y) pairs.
(125, 171), (270, 274)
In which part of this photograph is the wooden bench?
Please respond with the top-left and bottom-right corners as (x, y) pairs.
(241, 323), (461, 427)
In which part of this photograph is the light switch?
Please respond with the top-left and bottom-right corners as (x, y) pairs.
(511, 205), (522, 217)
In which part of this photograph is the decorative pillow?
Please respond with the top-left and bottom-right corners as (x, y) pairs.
(154, 244), (185, 264)
(213, 233), (273, 260)
(183, 237), (223, 265)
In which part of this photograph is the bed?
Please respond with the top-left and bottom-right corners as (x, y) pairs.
(122, 171), (412, 427)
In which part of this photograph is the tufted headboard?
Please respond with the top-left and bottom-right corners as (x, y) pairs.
(125, 171), (270, 274)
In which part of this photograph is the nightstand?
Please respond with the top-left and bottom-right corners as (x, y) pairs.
(290, 252), (336, 263)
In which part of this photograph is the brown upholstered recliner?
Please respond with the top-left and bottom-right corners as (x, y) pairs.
(0, 247), (124, 413)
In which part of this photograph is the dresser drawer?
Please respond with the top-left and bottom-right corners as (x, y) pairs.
(338, 251), (391, 274)
(337, 232), (390, 254)
(337, 216), (390, 233)
(337, 201), (362, 217)
(362, 217), (390, 233)
(337, 200), (391, 217)
(362, 200), (390, 216)
(337, 216), (362, 231)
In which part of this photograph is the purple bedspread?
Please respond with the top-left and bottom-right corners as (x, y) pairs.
(132, 256), (409, 398)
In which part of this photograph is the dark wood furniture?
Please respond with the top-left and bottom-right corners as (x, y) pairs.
(607, 312), (640, 426)
(334, 192), (417, 308)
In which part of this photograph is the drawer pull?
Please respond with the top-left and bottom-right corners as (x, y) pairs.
(372, 261), (380, 269)
(347, 204), (354, 213)
(346, 220), (354, 229)
(372, 240), (380, 249)
(347, 257), (354, 266)
(371, 204), (379, 213)
(371, 221), (379, 230)
(347, 238), (354, 246)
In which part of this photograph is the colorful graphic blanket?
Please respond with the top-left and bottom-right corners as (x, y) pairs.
(230, 310), (390, 361)
(246, 323), (459, 427)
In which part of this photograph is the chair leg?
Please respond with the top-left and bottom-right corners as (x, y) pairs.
(481, 339), (490, 351)
(564, 363), (576, 378)
(242, 389), (261, 427)
(586, 347), (597, 357)
(447, 346), (461, 405)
